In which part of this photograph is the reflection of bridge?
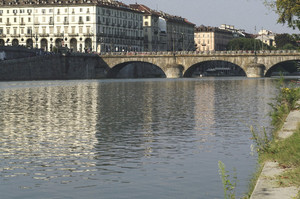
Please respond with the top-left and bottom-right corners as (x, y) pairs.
(101, 50), (300, 78)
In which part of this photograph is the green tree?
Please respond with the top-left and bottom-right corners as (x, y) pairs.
(227, 38), (271, 51)
(264, 0), (300, 30)
(275, 33), (297, 49)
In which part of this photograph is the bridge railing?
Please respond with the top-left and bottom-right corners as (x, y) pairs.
(97, 50), (299, 56)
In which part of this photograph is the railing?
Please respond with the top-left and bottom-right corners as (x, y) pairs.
(98, 50), (300, 56)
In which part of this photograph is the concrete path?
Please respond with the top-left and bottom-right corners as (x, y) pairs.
(250, 100), (300, 199)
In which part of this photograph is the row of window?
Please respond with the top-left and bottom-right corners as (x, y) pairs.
(0, 8), (143, 20)
(0, 26), (143, 37)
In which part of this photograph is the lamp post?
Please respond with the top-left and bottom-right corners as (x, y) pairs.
(35, 33), (38, 48)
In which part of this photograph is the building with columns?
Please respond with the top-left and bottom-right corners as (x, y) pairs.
(0, 0), (144, 52)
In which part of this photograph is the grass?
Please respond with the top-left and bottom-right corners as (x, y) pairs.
(245, 78), (300, 198)
(260, 124), (300, 188)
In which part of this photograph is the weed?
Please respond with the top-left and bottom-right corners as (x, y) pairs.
(218, 161), (238, 199)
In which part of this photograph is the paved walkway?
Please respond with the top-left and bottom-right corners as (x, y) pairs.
(250, 100), (300, 199)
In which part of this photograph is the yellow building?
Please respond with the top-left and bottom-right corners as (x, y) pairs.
(194, 26), (233, 51)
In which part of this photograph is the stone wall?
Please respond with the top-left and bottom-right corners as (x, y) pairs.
(0, 46), (37, 60)
(0, 53), (108, 81)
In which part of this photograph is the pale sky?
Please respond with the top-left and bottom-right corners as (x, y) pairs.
(122, 0), (299, 34)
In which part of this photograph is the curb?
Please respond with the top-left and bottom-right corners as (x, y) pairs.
(250, 100), (300, 199)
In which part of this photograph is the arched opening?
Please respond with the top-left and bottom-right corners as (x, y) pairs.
(26, 39), (33, 48)
(70, 38), (77, 52)
(107, 62), (166, 78)
(184, 60), (246, 77)
(84, 38), (92, 52)
(40, 39), (48, 51)
(0, 39), (4, 46)
(55, 38), (62, 47)
(12, 39), (19, 46)
(265, 60), (300, 77)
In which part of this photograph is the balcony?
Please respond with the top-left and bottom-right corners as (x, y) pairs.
(54, 33), (64, 37)
(49, 21), (54, 25)
(34, 22), (40, 25)
(39, 33), (49, 37)
(83, 33), (94, 37)
(11, 34), (20, 38)
(63, 21), (69, 25)
(69, 33), (79, 37)
(78, 21), (84, 24)
(25, 34), (32, 37)
(0, 34), (6, 38)
(20, 22), (25, 26)
(6, 22), (11, 26)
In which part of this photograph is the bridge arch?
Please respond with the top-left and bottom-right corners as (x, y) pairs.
(265, 59), (300, 77)
(107, 61), (166, 78)
(183, 60), (246, 77)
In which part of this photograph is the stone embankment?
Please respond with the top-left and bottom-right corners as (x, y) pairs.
(250, 100), (300, 199)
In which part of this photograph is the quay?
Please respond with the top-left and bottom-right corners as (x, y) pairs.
(250, 100), (300, 199)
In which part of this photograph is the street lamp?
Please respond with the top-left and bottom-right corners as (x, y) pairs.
(34, 33), (38, 48)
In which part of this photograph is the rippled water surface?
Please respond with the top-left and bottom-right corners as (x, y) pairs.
(0, 78), (278, 199)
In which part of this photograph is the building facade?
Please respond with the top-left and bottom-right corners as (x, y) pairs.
(256, 29), (276, 48)
(0, 0), (144, 52)
(194, 26), (234, 51)
(130, 4), (195, 52)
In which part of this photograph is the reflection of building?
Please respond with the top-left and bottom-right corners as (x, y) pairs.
(0, 0), (144, 52)
(256, 29), (276, 48)
(194, 26), (233, 51)
(129, 4), (195, 52)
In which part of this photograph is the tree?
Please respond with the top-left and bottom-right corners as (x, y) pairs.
(227, 38), (271, 51)
(264, 0), (300, 30)
(275, 33), (298, 49)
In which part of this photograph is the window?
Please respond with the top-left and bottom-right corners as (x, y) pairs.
(13, 27), (17, 35)
(42, 9), (46, 14)
(80, 8), (82, 12)
(28, 17), (31, 22)
(7, 10), (9, 14)
(14, 18), (16, 23)
(0, 18), (2, 23)
(6, 28), (10, 34)
(0, 28), (3, 35)
(27, 27), (32, 34)
(0, 10), (3, 15)
(65, 8), (67, 13)
(86, 16), (90, 21)
(49, 9), (53, 13)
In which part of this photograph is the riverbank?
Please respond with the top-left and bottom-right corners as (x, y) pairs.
(250, 98), (300, 199)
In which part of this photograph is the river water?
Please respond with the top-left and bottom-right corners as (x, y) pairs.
(0, 77), (278, 199)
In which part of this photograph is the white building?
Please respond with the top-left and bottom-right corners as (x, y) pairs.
(256, 29), (276, 47)
(0, 0), (144, 52)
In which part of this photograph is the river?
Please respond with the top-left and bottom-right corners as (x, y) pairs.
(0, 77), (279, 199)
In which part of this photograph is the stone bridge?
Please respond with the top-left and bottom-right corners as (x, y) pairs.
(100, 50), (300, 78)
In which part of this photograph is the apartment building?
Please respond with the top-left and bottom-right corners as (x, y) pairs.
(0, 0), (144, 52)
(194, 25), (233, 51)
(130, 4), (195, 52)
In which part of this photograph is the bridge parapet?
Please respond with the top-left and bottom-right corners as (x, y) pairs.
(99, 50), (300, 57)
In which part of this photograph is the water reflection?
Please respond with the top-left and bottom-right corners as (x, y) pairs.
(0, 78), (277, 199)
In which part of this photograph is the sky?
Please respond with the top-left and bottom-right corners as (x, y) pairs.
(121, 0), (299, 34)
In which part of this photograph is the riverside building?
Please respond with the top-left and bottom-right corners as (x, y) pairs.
(194, 25), (234, 51)
(0, 0), (144, 52)
(129, 4), (195, 52)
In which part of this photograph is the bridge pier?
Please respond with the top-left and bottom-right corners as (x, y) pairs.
(245, 63), (265, 78)
(165, 64), (184, 78)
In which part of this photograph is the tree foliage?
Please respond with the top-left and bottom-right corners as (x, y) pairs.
(264, 0), (300, 30)
(227, 38), (272, 51)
